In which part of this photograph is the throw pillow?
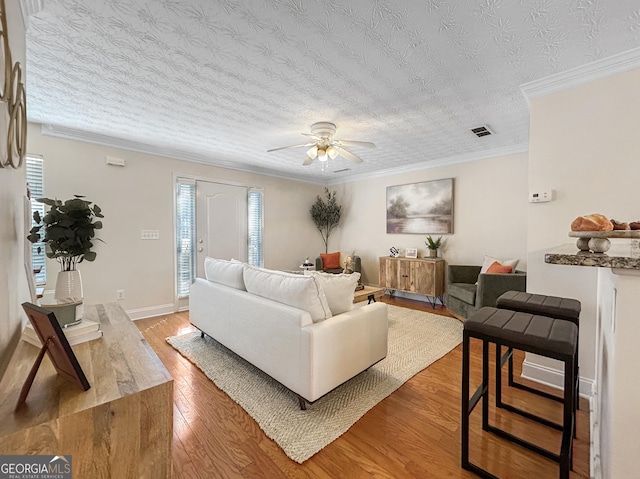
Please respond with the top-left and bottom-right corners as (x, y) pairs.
(242, 264), (332, 322)
(486, 261), (513, 274)
(320, 252), (341, 270)
(479, 255), (519, 275)
(304, 271), (360, 315)
(204, 257), (246, 290)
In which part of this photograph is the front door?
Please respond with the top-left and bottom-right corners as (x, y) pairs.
(195, 181), (247, 278)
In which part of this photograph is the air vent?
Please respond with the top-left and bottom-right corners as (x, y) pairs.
(471, 125), (494, 138)
(333, 168), (351, 173)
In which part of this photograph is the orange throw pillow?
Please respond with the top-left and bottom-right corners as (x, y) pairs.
(486, 261), (513, 274)
(320, 252), (341, 270)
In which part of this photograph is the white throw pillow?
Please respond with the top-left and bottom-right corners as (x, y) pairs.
(204, 257), (246, 290)
(304, 271), (360, 315)
(479, 255), (519, 275)
(243, 264), (332, 322)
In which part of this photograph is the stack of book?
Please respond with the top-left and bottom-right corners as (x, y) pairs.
(22, 318), (103, 347)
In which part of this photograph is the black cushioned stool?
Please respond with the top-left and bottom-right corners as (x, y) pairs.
(495, 291), (581, 416)
(461, 307), (577, 479)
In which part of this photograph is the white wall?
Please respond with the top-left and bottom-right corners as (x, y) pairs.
(0, 0), (28, 379)
(337, 152), (529, 286)
(527, 67), (640, 390)
(27, 124), (325, 316)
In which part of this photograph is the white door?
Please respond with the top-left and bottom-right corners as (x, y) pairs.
(195, 181), (247, 278)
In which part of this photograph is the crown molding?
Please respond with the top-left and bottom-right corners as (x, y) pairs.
(327, 143), (529, 185)
(19, 0), (44, 27)
(40, 124), (326, 186)
(521, 45), (640, 105)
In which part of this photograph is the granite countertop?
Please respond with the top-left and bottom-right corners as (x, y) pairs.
(545, 244), (640, 270)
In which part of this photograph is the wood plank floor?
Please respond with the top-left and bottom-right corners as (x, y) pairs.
(136, 296), (590, 479)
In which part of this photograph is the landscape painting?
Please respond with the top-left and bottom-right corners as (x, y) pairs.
(386, 179), (453, 234)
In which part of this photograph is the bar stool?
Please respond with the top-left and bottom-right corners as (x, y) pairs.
(495, 291), (581, 419)
(461, 307), (577, 479)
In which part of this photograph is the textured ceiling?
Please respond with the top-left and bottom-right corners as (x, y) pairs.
(25, 0), (640, 183)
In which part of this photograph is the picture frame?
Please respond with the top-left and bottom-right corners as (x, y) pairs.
(17, 302), (90, 410)
(405, 248), (418, 258)
(387, 178), (454, 234)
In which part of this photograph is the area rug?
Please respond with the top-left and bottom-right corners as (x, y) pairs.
(166, 304), (462, 463)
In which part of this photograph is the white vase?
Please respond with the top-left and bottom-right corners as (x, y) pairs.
(54, 270), (83, 300)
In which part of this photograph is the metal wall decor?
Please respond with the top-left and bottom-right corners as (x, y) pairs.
(0, 0), (27, 169)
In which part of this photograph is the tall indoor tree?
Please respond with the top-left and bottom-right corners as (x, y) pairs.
(310, 188), (342, 254)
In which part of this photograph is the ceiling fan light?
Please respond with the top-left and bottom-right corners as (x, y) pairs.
(317, 148), (327, 161)
(327, 146), (338, 159)
(307, 145), (318, 159)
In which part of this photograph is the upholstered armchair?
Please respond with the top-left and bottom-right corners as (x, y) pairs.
(315, 253), (361, 275)
(446, 265), (527, 319)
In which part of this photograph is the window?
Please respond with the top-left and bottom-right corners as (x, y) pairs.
(176, 179), (195, 299)
(248, 189), (263, 267)
(26, 156), (46, 284)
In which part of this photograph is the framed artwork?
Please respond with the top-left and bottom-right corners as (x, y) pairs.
(17, 303), (90, 410)
(405, 248), (418, 258)
(387, 178), (453, 234)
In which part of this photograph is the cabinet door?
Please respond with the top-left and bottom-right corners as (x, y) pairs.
(379, 257), (399, 289)
(398, 260), (413, 291)
(413, 260), (435, 296)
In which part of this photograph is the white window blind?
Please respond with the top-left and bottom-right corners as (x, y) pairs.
(26, 156), (46, 284)
(248, 189), (263, 267)
(176, 179), (196, 299)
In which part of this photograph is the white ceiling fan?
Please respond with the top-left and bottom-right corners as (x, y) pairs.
(267, 122), (375, 167)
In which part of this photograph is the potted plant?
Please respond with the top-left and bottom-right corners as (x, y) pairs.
(28, 195), (104, 299)
(310, 188), (342, 254)
(425, 235), (443, 258)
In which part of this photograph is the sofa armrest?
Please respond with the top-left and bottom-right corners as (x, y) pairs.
(301, 302), (388, 401)
(448, 265), (482, 285)
(476, 272), (527, 309)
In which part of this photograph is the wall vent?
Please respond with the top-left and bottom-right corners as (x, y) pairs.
(471, 125), (494, 137)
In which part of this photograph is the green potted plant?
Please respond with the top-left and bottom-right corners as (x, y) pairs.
(28, 195), (104, 299)
(310, 188), (342, 254)
(425, 235), (443, 258)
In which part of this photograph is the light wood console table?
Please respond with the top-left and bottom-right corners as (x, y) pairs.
(0, 303), (173, 478)
(379, 256), (445, 308)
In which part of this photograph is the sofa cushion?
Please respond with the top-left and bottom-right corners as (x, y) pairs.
(448, 283), (477, 305)
(304, 271), (360, 315)
(320, 252), (341, 270)
(243, 265), (332, 322)
(204, 257), (246, 290)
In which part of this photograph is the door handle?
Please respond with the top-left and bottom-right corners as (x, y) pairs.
(198, 247), (203, 252)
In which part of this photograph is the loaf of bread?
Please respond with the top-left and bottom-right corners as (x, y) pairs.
(611, 219), (630, 230)
(570, 214), (613, 231)
(630, 221), (640, 230)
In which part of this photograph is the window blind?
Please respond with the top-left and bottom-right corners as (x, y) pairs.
(26, 156), (46, 284)
(248, 189), (263, 267)
(176, 179), (196, 299)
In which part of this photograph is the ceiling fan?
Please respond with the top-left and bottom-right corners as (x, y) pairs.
(267, 122), (375, 167)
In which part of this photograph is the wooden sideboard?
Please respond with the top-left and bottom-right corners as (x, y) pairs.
(379, 256), (445, 307)
(0, 303), (173, 479)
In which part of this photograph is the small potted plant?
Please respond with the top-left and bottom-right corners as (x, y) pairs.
(425, 235), (443, 258)
(28, 195), (104, 299)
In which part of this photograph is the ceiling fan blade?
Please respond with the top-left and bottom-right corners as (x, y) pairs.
(302, 156), (314, 166)
(267, 142), (315, 153)
(335, 146), (363, 164)
(336, 140), (376, 148)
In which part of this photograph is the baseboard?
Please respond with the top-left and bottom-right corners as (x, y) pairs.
(125, 303), (176, 320)
(521, 358), (594, 400)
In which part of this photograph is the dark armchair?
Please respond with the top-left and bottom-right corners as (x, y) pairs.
(446, 265), (527, 319)
(315, 254), (361, 275)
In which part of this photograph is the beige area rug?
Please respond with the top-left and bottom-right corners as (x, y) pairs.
(166, 305), (463, 463)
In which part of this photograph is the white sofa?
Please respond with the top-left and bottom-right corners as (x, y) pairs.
(189, 258), (388, 408)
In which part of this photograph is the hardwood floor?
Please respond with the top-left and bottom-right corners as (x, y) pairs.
(136, 296), (590, 479)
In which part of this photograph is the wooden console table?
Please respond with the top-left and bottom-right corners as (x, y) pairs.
(379, 256), (445, 308)
(0, 303), (173, 478)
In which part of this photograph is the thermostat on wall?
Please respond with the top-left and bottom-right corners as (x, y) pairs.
(529, 190), (552, 203)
